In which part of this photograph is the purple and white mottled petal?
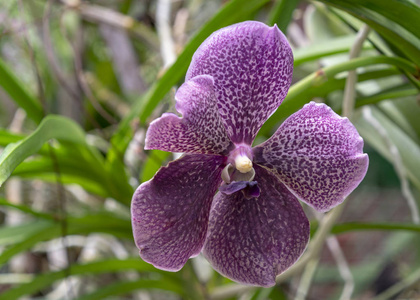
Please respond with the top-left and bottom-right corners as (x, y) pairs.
(253, 102), (369, 212)
(203, 165), (309, 287)
(186, 21), (293, 145)
(131, 154), (225, 271)
(145, 75), (234, 155)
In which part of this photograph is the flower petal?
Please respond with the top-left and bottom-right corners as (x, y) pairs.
(145, 75), (234, 155)
(131, 154), (225, 271)
(203, 165), (309, 287)
(186, 21), (293, 145)
(253, 102), (369, 212)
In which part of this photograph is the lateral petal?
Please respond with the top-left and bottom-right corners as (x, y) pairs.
(254, 102), (369, 212)
(146, 75), (234, 155)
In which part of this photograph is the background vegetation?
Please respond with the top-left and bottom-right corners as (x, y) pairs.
(0, 0), (420, 299)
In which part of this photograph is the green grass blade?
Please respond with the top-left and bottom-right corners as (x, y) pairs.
(0, 213), (131, 266)
(0, 198), (54, 221)
(0, 258), (181, 300)
(268, 0), (300, 31)
(355, 85), (418, 107)
(141, 150), (170, 182)
(78, 279), (184, 300)
(319, 0), (420, 65)
(331, 222), (420, 235)
(259, 56), (418, 137)
(354, 107), (420, 191)
(0, 115), (86, 187)
(294, 35), (373, 66)
(0, 220), (52, 246)
(0, 58), (44, 124)
(321, 0), (420, 40)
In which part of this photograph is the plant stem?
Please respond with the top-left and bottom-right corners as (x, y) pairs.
(342, 24), (371, 118)
(362, 107), (419, 224)
(294, 258), (319, 300)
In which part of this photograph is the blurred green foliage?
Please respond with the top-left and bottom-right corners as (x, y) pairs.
(0, 0), (420, 299)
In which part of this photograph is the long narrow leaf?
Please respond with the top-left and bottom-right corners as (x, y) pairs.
(259, 56), (417, 136)
(332, 222), (420, 234)
(0, 213), (131, 265)
(0, 258), (181, 300)
(355, 107), (420, 191)
(0, 58), (44, 124)
(318, 0), (420, 65)
(77, 279), (184, 300)
(0, 115), (86, 187)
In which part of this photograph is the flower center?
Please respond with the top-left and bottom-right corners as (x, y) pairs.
(227, 144), (253, 172)
(234, 155), (252, 173)
(220, 144), (259, 198)
(221, 144), (255, 183)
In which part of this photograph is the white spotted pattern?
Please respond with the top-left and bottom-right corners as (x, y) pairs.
(186, 21), (293, 145)
(131, 154), (225, 271)
(203, 165), (309, 287)
(146, 75), (234, 155)
(253, 102), (369, 212)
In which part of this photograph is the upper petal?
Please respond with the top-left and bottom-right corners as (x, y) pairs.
(253, 102), (369, 212)
(203, 165), (309, 287)
(186, 21), (293, 145)
(131, 154), (225, 271)
(145, 75), (234, 155)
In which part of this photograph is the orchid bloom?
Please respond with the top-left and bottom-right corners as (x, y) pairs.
(131, 21), (368, 287)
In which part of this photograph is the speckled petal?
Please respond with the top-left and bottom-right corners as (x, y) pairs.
(145, 75), (234, 155)
(203, 165), (309, 287)
(131, 154), (225, 271)
(253, 102), (369, 212)
(186, 21), (293, 145)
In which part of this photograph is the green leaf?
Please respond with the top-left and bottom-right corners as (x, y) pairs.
(0, 130), (26, 146)
(385, 98), (420, 141)
(322, 0), (420, 41)
(0, 58), (44, 124)
(259, 56), (417, 137)
(331, 222), (420, 235)
(354, 107), (420, 191)
(0, 213), (131, 265)
(0, 198), (54, 221)
(294, 35), (373, 66)
(0, 258), (181, 300)
(12, 155), (110, 198)
(0, 126), (132, 204)
(268, 0), (300, 32)
(318, 0), (420, 65)
(355, 84), (418, 108)
(0, 222), (60, 265)
(78, 279), (184, 300)
(378, 99), (420, 144)
(0, 115), (86, 187)
(0, 220), (52, 246)
(141, 150), (170, 182)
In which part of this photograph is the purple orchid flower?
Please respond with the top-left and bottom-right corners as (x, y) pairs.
(131, 21), (368, 287)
